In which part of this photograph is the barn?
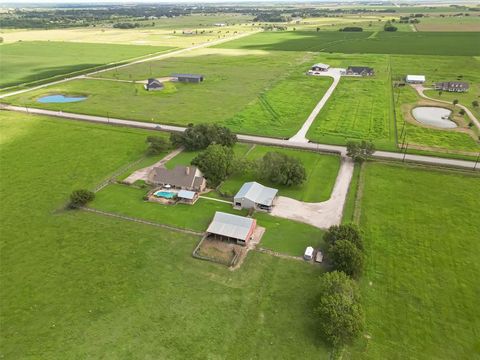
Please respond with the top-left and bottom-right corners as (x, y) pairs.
(206, 212), (257, 246)
(310, 63), (330, 72)
(172, 73), (204, 83)
(234, 182), (278, 212)
(145, 78), (164, 91)
(406, 75), (426, 84)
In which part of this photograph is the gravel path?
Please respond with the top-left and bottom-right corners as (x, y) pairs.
(289, 68), (343, 143)
(271, 158), (355, 229)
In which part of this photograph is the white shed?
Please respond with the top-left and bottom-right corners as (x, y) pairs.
(406, 75), (426, 84)
(304, 246), (314, 261)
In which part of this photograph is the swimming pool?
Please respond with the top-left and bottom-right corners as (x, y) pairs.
(153, 190), (177, 199)
(38, 94), (87, 103)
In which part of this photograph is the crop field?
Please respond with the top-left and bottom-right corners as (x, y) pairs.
(219, 145), (341, 202)
(414, 15), (480, 32)
(0, 111), (331, 359)
(216, 30), (480, 56)
(348, 163), (480, 359)
(5, 48), (331, 138)
(307, 54), (395, 149)
(0, 41), (173, 88)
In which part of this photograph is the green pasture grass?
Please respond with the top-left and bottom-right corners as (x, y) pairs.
(341, 162), (361, 224)
(220, 145), (341, 202)
(0, 41), (173, 88)
(6, 49), (330, 137)
(0, 111), (330, 358)
(307, 54), (396, 149)
(346, 162), (480, 359)
(216, 31), (480, 56)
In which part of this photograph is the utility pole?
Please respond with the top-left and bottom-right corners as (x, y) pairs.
(402, 143), (409, 162)
(474, 153), (479, 170)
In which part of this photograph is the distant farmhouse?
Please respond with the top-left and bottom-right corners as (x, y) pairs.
(172, 73), (204, 83)
(147, 165), (206, 192)
(346, 66), (374, 76)
(234, 182), (278, 212)
(406, 75), (426, 84)
(310, 63), (330, 72)
(206, 211), (257, 246)
(434, 81), (469, 93)
(145, 78), (164, 91)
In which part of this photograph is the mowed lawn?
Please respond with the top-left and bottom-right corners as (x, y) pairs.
(0, 112), (330, 358)
(5, 48), (331, 137)
(216, 30), (480, 56)
(348, 163), (480, 359)
(306, 54), (395, 149)
(0, 41), (173, 88)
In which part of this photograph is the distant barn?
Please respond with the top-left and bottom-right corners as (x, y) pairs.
(310, 63), (330, 72)
(145, 78), (164, 91)
(172, 73), (204, 83)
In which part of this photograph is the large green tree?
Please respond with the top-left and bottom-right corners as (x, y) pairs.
(191, 144), (234, 186)
(146, 135), (170, 155)
(329, 240), (364, 278)
(170, 124), (237, 151)
(346, 140), (375, 163)
(258, 151), (306, 186)
(69, 189), (95, 208)
(315, 271), (364, 347)
(324, 224), (363, 250)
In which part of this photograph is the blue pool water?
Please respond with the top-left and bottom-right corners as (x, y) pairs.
(153, 191), (177, 199)
(37, 94), (87, 103)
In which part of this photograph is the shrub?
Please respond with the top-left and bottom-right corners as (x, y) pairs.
(69, 189), (95, 208)
(472, 100), (479, 108)
(146, 136), (170, 155)
(329, 240), (364, 278)
(258, 151), (306, 186)
(324, 224), (363, 250)
(339, 26), (363, 32)
(315, 271), (364, 347)
(346, 140), (375, 163)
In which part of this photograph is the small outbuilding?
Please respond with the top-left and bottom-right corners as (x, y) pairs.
(406, 75), (426, 84)
(310, 63), (330, 72)
(172, 73), (204, 83)
(177, 189), (198, 204)
(145, 78), (164, 91)
(304, 246), (314, 261)
(206, 211), (257, 246)
(346, 66), (374, 76)
(434, 81), (469, 93)
(234, 182), (278, 212)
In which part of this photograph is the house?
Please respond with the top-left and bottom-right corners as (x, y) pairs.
(434, 81), (469, 93)
(144, 78), (164, 91)
(233, 182), (278, 212)
(406, 75), (426, 84)
(206, 211), (257, 246)
(346, 66), (374, 76)
(177, 189), (198, 204)
(310, 63), (330, 72)
(304, 246), (314, 261)
(172, 73), (204, 83)
(147, 165), (206, 192)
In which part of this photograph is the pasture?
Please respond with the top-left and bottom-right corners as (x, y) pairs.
(0, 111), (329, 359)
(6, 48), (331, 138)
(216, 31), (480, 56)
(348, 163), (480, 359)
(0, 41), (173, 88)
(414, 15), (480, 32)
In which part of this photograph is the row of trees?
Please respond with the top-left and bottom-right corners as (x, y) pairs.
(170, 123), (237, 151)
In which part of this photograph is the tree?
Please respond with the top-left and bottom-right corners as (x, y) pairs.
(324, 224), (363, 249)
(472, 100), (479, 108)
(170, 124), (237, 151)
(191, 144), (234, 186)
(384, 21), (398, 32)
(453, 99), (459, 106)
(69, 189), (95, 208)
(258, 151), (306, 186)
(146, 136), (170, 155)
(315, 271), (364, 347)
(459, 109), (466, 116)
(329, 240), (364, 278)
(346, 140), (375, 163)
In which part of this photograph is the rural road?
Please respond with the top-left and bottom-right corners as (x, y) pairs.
(1, 104), (478, 171)
(413, 84), (480, 130)
(0, 30), (260, 100)
(289, 68), (343, 143)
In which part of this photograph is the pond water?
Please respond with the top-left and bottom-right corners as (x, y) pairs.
(37, 94), (87, 103)
(412, 106), (457, 129)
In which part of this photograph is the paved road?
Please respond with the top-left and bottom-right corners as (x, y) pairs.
(1, 104), (478, 170)
(289, 68), (343, 143)
(0, 30), (259, 100)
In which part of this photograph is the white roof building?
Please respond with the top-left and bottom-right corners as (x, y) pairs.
(304, 246), (314, 260)
(234, 182), (278, 210)
(406, 75), (426, 83)
(206, 212), (256, 245)
(311, 63), (330, 70)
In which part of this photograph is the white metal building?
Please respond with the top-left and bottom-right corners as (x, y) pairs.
(233, 182), (278, 212)
(406, 75), (426, 84)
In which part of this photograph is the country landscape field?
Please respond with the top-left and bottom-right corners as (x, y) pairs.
(1, 2), (479, 359)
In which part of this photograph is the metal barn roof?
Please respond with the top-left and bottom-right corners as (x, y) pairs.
(206, 212), (256, 241)
(177, 190), (196, 200)
(171, 73), (204, 79)
(406, 75), (426, 82)
(312, 63), (330, 69)
(234, 182), (278, 207)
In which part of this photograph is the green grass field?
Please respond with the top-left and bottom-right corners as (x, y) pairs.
(217, 31), (480, 56)
(0, 111), (331, 358)
(0, 41), (173, 88)
(348, 163), (480, 359)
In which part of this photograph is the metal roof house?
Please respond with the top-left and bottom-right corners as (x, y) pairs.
(406, 75), (426, 84)
(171, 73), (204, 83)
(147, 165), (206, 192)
(234, 182), (278, 212)
(145, 78), (164, 91)
(206, 211), (257, 246)
(310, 63), (330, 72)
(346, 66), (374, 76)
(434, 81), (469, 93)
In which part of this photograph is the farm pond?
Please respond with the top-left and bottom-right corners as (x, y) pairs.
(37, 94), (87, 103)
(412, 106), (457, 129)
